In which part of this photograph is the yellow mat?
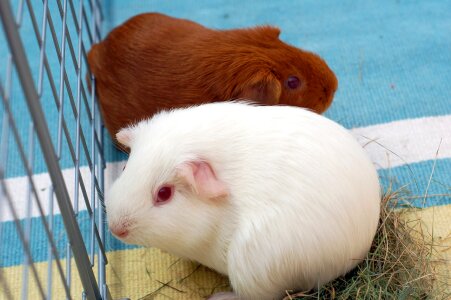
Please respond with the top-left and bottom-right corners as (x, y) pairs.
(107, 204), (451, 299)
(1, 205), (449, 300)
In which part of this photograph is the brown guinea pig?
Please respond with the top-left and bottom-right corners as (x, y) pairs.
(87, 12), (338, 140)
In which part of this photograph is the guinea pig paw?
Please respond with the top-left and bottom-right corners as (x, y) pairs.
(207, 292), (241, 300)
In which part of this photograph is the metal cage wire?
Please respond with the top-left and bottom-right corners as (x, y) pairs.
(0, 0), (109, 299)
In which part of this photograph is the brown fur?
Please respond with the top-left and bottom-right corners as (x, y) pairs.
(88, 13), (338, 140)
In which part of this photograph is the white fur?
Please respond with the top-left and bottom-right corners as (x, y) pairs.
(106, 102), (381, 300)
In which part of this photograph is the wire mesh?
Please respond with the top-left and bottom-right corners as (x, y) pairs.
(0, 0), (109, 299)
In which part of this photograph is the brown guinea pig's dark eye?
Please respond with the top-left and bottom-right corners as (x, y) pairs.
(155, 185), (174, 205)
(286, 76), (301, 89)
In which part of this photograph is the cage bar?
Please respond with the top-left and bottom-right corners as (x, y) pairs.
(46, 187), (54, 300)
(0, 0), (109, 298)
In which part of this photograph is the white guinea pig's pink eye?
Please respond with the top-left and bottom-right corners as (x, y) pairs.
(155, 185), (174, 205)
(286, 76), (301, 89)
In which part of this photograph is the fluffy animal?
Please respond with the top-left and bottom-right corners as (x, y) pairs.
(87, 13), (338, 141)
(106, 102), (380, 300)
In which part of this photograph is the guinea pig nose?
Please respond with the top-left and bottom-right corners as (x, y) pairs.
(110, 225), (129, 238)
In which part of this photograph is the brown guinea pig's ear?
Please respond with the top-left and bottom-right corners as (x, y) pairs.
(237, 70), (282, 105)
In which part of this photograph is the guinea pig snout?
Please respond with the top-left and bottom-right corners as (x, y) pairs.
(109, 219), (132, 239)
(110, 225), (129, 238)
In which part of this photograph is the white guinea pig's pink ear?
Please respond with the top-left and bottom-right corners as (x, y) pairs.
(116, 127), (134, 147)
(177, 161), (228, 200)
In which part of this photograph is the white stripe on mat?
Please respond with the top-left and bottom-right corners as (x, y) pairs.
(351, 114), (451, 169)
(1, 114), (450, 222)
(0, 160), (126, 223)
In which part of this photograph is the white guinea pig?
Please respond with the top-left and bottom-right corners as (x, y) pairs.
(106, 102), (381, 300)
